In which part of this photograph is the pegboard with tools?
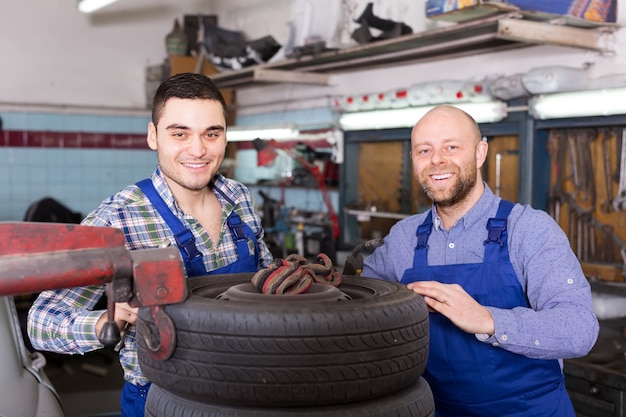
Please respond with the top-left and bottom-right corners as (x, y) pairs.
(547, 127), (626, 282)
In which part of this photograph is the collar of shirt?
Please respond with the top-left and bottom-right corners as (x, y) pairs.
(431, 183), (499, 232)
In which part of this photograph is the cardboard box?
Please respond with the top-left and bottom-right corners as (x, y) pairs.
(167, 55), (236, 122)
(507, 0), (617, 23)
(169, 55), (219, 77)
(426, 0), (518, 22)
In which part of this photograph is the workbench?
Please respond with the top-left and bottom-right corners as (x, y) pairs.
(564, 317), (626, 416)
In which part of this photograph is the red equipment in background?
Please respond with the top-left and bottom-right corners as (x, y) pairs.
(253, 138), (340, 240)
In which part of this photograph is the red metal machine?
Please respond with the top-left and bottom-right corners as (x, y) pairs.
(0, 222), (187, 361)
(253, 138), (340, 239)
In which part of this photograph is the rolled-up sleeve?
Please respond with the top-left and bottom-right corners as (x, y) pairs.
(485, 207), (599, 360)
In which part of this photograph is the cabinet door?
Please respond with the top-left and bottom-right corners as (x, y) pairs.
(484, 135), (520, 203)
(356, 141), (408, 240)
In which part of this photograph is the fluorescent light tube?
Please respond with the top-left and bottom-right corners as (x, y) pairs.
(227, 125), (299, 142)
(530, 87), (626, 119)
(78, 0), (119, 13)
(339, 101), (507, 131)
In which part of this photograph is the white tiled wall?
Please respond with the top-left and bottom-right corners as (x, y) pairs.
(0, 111), (155, 221)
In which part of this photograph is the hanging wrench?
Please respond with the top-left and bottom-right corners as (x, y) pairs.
(566, 131), (581, 199)
(601, 129), (616, 213)
(575, 130), (589, 202)
(582, 129), (596, 209)
(547, 129), (563, 221)
(495, 152), (502, 196)
(612, 128), (626, 211)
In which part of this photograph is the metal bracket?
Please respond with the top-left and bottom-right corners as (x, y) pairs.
(497, 18), (614, 53)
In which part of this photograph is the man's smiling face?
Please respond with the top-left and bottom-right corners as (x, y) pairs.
(410, 106), (487, 208)
(147, 97), (227, 193)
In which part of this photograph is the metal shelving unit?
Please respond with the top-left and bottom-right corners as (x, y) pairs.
(211, 12), (616, 89)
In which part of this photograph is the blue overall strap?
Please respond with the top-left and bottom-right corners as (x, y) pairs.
(136, 179), (207, 277)
(226, 211), (251, 258)
(212, 187), (253, 260)
(409, 210), (433, 269)
(416, 210), (433, 251)
(482, 199), (515, 266)
(483, 199), (515, 247)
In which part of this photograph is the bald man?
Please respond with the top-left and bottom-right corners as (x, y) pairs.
(363, 105), (598, 417)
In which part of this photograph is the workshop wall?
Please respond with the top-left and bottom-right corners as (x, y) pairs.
(0, 0), (384, 220)
(1, 0), (626, 221)
(0, 111), (153, 220)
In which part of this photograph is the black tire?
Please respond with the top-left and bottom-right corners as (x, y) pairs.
(137, 273), (429, 407)
(145, 378), (435, 417)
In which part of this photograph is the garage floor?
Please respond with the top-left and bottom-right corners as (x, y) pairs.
(42, 348), (123, 417)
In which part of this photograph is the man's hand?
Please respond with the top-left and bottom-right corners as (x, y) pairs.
(407, 281), (495, 336)
(95, 302), (139, 335)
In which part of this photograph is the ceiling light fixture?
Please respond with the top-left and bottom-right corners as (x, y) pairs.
(530, 87), (626, 119)
(339, 100), (508, 131)
(227, 124), (299, 142)
(78, 0), (120, 13)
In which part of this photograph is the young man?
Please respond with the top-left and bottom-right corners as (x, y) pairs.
(362, 105), (598, 416)
(28, 73), (273, 417)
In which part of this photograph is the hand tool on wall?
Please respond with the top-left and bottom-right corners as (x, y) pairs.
(579, 212), (596, 262)
(575, 130), (590, 202)
(601, 129), (617, 213)
(557, 190), (626, 267)
(566, 130), (581, 197)
(0, 222), (187, 361)
(601, 224), (615, 262)
(581, 129), (596, 209)
(612, 128), (626, 211)
(547, 129), (564, 221)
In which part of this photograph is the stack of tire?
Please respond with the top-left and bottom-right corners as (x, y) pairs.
(137, 273), (433, 416)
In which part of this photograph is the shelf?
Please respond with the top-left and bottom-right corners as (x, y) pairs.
(211, 12), (616, 89)
(247, 182), (338, 192)
(345, 209), (410, 221)
(590, 279), (626, 298)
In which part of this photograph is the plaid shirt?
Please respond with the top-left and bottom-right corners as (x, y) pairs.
(27, 167), (272, 386)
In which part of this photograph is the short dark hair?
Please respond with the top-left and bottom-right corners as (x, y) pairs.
(151, 73), (227, 126)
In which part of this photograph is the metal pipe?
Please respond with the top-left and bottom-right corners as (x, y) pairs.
(0, 248), (131, 297)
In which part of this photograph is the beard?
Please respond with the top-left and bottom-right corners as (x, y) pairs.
(419, 163), (477, 208)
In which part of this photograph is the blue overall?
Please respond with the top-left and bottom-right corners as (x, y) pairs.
(119, 179), (261, 417)
(401, 200), (575, 417)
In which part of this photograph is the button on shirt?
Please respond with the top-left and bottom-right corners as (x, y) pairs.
(362, 185), (599, 360)
(28, 168), (273, 386)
